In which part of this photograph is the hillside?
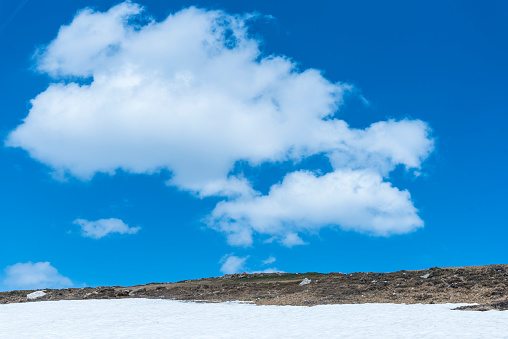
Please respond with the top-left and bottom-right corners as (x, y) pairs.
(1, 264), (507, 311)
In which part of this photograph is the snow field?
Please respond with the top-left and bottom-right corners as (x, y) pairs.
(1, 299), (507, 338)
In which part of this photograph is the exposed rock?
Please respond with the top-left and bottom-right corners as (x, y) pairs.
(129, 287), (146, 296)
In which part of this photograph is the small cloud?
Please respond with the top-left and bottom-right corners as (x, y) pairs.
(261, 256), (276, 265)
(250, 268), (284, 274)
(219, 254), (248, 274)
(281, 233), (308, 247)
(74, 218), (141, 239)
(3, 262), (73, 290)
(219, 255), (284, 274)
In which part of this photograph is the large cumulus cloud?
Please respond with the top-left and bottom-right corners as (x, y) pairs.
(6, 2), (434, 246)
(210, 169), (423, 247)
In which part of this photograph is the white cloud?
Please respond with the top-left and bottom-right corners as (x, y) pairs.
(262, 256), (276, 265)
(74, 218), (141, 239)
(219, 255), (282, 274)
(219, 254), (248, 274)
(210, 169), (423, 246)
(6, 3), (434, 246)
(327, 119), (434, 176)
(280, 233), (308, 247)
(6, 3), (350, 196)
(3, 262), (73, 290)
(250, 268), (284, 274)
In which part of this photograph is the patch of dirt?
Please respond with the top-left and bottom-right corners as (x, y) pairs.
(1, 264), (506, 311)
(453, 300), (508, 311)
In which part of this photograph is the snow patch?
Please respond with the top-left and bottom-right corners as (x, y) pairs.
(0, 299), (507, 338)
(26, 291), (46, 300)
(299, 278), (311, 286)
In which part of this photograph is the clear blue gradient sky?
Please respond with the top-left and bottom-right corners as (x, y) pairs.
(0, 0), (507, 291)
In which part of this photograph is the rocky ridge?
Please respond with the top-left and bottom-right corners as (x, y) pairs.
(1, 264), (506, 311)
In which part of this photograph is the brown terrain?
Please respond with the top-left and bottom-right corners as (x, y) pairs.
(1, 264), (506, 311)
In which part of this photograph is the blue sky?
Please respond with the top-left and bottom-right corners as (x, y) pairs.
(0, 0), (507, 291)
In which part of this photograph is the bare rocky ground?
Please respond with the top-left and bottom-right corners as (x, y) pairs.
(1, 264), (506, 311)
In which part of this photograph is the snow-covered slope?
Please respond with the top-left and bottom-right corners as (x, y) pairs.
(1, 299), (507, 338)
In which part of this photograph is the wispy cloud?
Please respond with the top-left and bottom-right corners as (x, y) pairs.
(74, 218), (141, 239)
(262, 256), (276, 265)
(250, 268), (284, 274)
(0, 0), (30, 33)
